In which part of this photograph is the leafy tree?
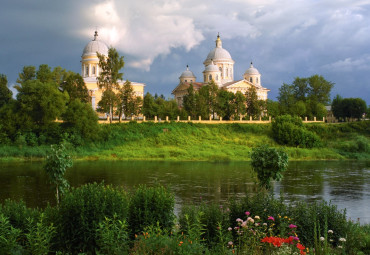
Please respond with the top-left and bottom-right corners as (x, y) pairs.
(292, 77), (309, 102)
(0, 74), (13, 108)
(266, 99), (280, 118)
(277, 83), (295, 115)
(198, 81), (218, 119)
(97, 90), (119, 117)
(246, 85), (262, 118)
(251, 145), (289, 189)
(143, 92), (156, 119)
(333, 97), (367, 120)
(61, 72), (90, 103)
(36, 64), (53, 83)
(307, 75), (334, 105)
(43, 143), (73, 204)
(183, 84), (197, 119)
(234, 91), (246, 119)
(118, 80), (139, 120)
(97, 48), (125, 123)
(62, 99), (99, 141)
(331, 94), (343, 120)
(16, 80), (69, 126)
(216, 90), (235, 120)
(292, 100), (307, 118)
(16, 65), (36, 84)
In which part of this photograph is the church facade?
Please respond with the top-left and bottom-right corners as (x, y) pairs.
(172, 35), (269, 107)
(81, 31), (145, 112)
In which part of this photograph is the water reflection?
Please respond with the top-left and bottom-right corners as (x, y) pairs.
(0, 160), (369, 224)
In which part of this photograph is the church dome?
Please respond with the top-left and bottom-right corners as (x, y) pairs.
(244, 62), (260, 75)
(82, 31), (109, 57)
(204, 35), (233, 63)
(179, 65), (196, 78)
(204, 61), (219, 72)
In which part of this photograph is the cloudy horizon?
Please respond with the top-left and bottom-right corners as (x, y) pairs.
(1, 0), (369, 104)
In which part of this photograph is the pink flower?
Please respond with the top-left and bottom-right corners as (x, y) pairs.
(289, 224), (297, 229)
(245, 211), (250, 216)
(268, 216), (275, 221)
(290, 236), (299, 241)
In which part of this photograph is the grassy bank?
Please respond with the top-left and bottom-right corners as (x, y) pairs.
(0, 121), (369, 162)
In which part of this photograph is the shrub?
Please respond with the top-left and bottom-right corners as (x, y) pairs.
(55, 182), (129, 253)
(128, 185), (175, 237)
(271, 115), (321, 148)
(251, 145), (289, 189)
(0, 213), (23, 254)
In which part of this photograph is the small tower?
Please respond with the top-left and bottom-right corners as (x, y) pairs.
(203, 60), (222, 86)
(243, 62), (261, 86)
(179, 65), (196, 84)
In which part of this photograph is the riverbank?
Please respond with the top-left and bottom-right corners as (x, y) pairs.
(0, 121), (369, 162)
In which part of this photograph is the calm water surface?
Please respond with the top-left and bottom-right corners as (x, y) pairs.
(0, 160), (369, 224)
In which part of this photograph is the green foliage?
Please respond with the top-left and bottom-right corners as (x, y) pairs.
(128, 185), (175, 237)
(62, 99), (100, 142)
(25, 213), (55, 255)
(56, 183), (129, 253)
(96, 216), (129, 254)
(43, 143), (73, 204)
(246, 85), (264, 118)
(0, 213), (22, 254)
(332, 95), (367, 120)
(271, 115), (321, 148)
(61, 72), (90, 103)
(0, 74), (13, 108)
(251, 145), (289, 189)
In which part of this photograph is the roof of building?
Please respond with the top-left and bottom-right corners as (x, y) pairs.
(204, 35), (233, 63)
(82, 31), (109, 57)
(179, 65), (196, 79)
(244, 62), (260, 75)
(204, 61), (220, 72)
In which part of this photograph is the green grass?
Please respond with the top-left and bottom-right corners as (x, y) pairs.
(1, 121), (369, 162)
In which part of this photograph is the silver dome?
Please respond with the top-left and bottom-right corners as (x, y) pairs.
(179, 65), (196, 78)
(244, 62), (260, 75)
(82, 31), (109, 57)
(204, 61), (220, 72)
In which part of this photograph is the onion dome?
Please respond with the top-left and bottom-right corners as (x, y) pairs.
(82, 31), (109, 57)
(179, 65), (196, 79)
(204, 34), (233, 63)
(244, 62), (260, 75)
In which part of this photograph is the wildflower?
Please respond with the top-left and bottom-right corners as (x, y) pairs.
(241, 221), (247, 228)
(290, 236), (299, 241)
(179, 241), (183, 246)
(236, 218), (243, 223)
(339, 237), (346, 242)
(320, 237), (325, 241)
(289, 224), (297, 229)
(247, 217), (254, 223)
(228, 227), (232, 231)
(263, 223), (267, 226)
(228, 241), (233, 246)
(268, 216), (275, 221)
(338, 245), (343, 249)
(284, 216), (288, 219)
(234, 226), (239, 230)
(328, 230), (333, 234)
(254, 215), (260, 220)
(330, 239), (333, 242)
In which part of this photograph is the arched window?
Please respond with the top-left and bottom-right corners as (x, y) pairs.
(250, 77), (253, 83)
(204, 75), (206, 81)
(85, 66), (89, 76)
(226, 68), (228, 77)
(92, 66), (96, 75)
(209, 74), (212, 81)
(256, 77), (259, 84)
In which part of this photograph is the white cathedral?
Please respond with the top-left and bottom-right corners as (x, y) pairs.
(172, 34), (269, 107)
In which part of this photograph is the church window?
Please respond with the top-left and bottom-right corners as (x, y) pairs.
(226, 68), (228, 77)
(216, 74), (218, 81)
(256, 77), (259, 84)
(92, 66), (96, 75)
(85, 66), (89, 76)
(209, 74), (212, 80)
(204, 75), (206, 81)
(250, 77), (253, 83)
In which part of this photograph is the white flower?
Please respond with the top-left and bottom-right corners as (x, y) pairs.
(320, 237), (325, 241)
(254, 215), (260, 220)
(228, 227), (232, 231)
(330, 239), (333, 242)
(338, 245), (343, 249)
(339, 237), (346, 242)
(328, 230), (333, 234)
(263, 223), (267, 226)
(228, 241), (233, 246)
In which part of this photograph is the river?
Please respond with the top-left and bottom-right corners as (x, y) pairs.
(0, 160), (369, 224)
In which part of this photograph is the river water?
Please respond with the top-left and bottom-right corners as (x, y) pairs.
(0, 160), (369, 224)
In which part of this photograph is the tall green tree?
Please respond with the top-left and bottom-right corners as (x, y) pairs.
(118, 80), (138, 120)
(183, 84), (197, 119)
(266, 99), (280, 118)
(143, 92), (156, 119)
(277, 83), (295, 115)
(61, 72), (90, 103)
(44, 143), (73, 204)
(16, 80), (69, 126)
(198, 81), (218, 119)
(307, 74), (334, 105)
(216, 90), (235, 120)
(246, 86), (262, 118)
(16, 66), (36, 84)
(0, 74), (13, 108)
(97, 48), (125, 123)
(332, 97), (367, 120)
(234, 91), (246, 119)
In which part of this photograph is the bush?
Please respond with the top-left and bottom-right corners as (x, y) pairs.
(128, 185), (175, 237)
(0, 213), (23, 254)
(271, 115), (321, 148)
(55, 182), (129, 253)
(251, 145), (289, 189)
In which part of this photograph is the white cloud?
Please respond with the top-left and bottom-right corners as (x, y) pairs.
(322, 55), (370, 72)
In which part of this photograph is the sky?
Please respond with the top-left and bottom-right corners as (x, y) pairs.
(1, 0), (370, 104)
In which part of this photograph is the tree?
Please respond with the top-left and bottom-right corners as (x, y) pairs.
(216, 90), (235, 120)
(44, 143), (73, 204)
(335, 97), (367, 120)
(183, 84), (197, 119)
(251, 145), (289, 190)
(331, 94), (343, 120)
(97, 48), (125, 123)
(0, 74), (13, 108)
(307, 75), (334, 105)
(62, 99), (99, 141)
(143, 92), (156, 119)
(16, 66), (36, 84)
(277, 83), (295, 115)
(61, 72), (90, 103)
(198, 81), (218, 119)
(118, 80), (137, 120)
(266, 99), (280, 118)
(234, 91), (246, 119)
(16, 79), (69, 126)
(246, 85), (262, 118)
